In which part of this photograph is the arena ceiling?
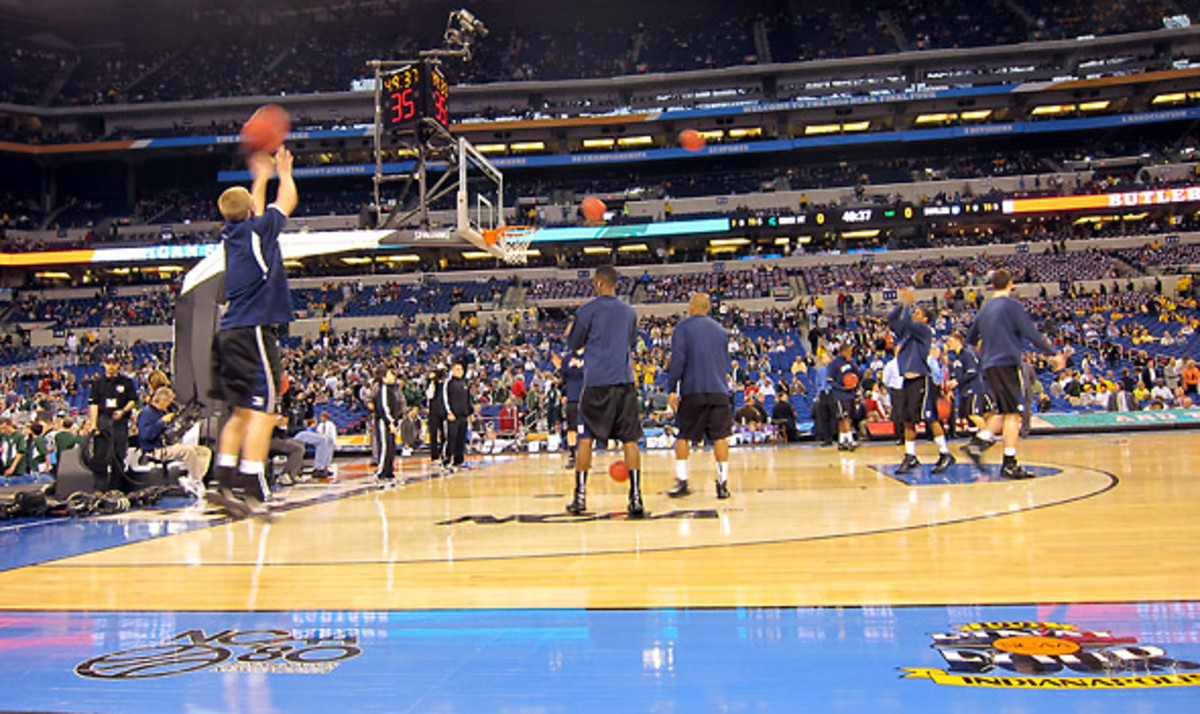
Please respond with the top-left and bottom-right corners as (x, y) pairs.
(1, 0), (788, 45)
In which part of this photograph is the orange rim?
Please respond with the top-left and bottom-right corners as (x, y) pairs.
(483, 225), (536, 247)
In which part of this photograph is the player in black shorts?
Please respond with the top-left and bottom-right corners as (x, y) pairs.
(945, 332), (995, 436)
(557, 348), (584, 469)
(888, 288), (956, 474)
(565, 265), (646, 517)
(665, 293), (734, 499)
(825, 340), (861, 451)
(207, 146), (297, 518)
(963, 270), (1066, 479)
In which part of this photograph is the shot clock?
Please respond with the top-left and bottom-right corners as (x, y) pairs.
(383, 62), (449, 131)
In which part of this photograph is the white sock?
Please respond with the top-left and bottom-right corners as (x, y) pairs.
(1003, 447), (1017, 457)
(934, 435), (948, 453)
(675, 460), (689, 483)
(905, 441), (917, 456)
(716, 461), (729, 484)
(978, 430), (994, 442)
(839, 431), (850, 444)
(216, 453), (238, 469)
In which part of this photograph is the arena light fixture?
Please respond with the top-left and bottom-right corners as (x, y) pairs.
(341, 256), (373, 265)
(841, 121), (870, 132)
(1079, 101), (1111, 111)
(282, 260), (304, 268)
(708, 245), (741, 253)
(381, 255), (422, 262)
(805, 124), (841, 135)
(960, 109), (993, 120)
(774, 237), (791, 245)
(582, 246), (612, 254)
(1152, 92), (1187, 104)
(34, 272), (71, 280)
(509, 141), (546, 152)
(698, 130), (724, 140)
(462, 251), (495, 259)
(616, 135), (654, 147)
(1031, 104), (1074, 115)
(617, 243), (649, 252)
(709, 238), (750, 247)
(582, 138), (615, 148)
(473, 144), (507, 154)
(841, 229), (881, 239)
(727, 127), (762, 138)
(915, 113), (957, 124)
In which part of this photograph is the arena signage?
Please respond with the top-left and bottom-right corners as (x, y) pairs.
(902, 621), (1200, 689)
(1002, 186), (1200, 214)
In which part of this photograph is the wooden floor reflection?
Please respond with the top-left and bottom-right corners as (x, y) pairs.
(2, 431), (1196, 611)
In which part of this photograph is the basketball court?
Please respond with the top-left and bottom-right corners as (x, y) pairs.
(1, 430), (1198, 712)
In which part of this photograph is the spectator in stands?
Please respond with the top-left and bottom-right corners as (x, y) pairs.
(734, 393), (768, 425)
(292, 412), (336, 481)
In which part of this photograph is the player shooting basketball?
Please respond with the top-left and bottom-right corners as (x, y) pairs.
(207, 146), (297, 518)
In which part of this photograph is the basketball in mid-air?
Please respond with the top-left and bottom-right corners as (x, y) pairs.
(678, 128), (706, 152)
(240, 104), (291, 154)
(581, 196), (607, 222)
(609, 459), (629, 482)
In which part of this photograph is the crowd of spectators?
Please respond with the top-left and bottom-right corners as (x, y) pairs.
(1, 1), (1191, 110)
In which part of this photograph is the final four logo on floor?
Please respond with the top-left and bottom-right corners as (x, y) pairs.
(76, 628), (362, 679)
(901, 621), (1200, 689)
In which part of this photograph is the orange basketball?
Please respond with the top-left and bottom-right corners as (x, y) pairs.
(483, 229), (499, 246)
(937, 397), (952, 421)
(609, 459), (629, 482)
(679, 128), (706, 152)
(240, 104), (291, 153)
(842, 372), (859, 390)
(581, 196), (607, 222)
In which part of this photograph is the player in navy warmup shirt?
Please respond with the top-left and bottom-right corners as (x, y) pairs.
(888, 288), (956, 474)
(945, 332), (995, 436)
(565, 265), (645, 517)
(207, 146), (298, 518)
(963, 269), (1066, 479)
(558, 348), (585, 469)
(825, 341), (861, 451)
(665, 293), (734, 499)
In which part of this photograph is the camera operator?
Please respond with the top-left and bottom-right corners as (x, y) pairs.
(137, 387), (212, 497)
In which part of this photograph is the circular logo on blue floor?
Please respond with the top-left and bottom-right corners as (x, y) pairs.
(902, 621), (1200, 688)
(875, 462), (1061, 486)
(76, 629), (362, 679)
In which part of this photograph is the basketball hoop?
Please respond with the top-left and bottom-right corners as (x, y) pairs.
(485, 225), (537, 265)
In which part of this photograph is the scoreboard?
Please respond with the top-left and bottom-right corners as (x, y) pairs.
(382, 62), (449, 131)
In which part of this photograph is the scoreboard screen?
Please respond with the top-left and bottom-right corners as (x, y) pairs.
(383, 63), (450, 131)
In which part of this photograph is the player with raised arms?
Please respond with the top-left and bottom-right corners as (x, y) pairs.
(206, 145), (297, 518)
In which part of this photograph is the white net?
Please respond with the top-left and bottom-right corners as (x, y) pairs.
(499, 227), (536, 265)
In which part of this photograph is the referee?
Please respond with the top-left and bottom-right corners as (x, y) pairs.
(665, 293), (733, 499)
(565, 265), (645, 518)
